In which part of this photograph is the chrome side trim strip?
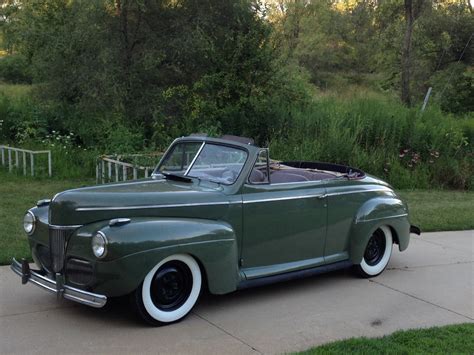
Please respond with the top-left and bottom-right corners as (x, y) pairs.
(243, 188), (390, 204)
(325, 188), (390, 197)
(357, 213), (408, 223)
(76, 200), (241, 212)
(75, 188), (391, 211)
(243, 194), (324, 204)
(268, 178), (341, 186)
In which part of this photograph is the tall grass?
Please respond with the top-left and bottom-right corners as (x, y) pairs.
(270, 95), (473, 189)
(1, 84), (472, 189)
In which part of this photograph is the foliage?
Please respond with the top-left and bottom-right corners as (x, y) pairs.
(269, 93), (472, 189)
(269, 0), (474, 112)
(0, 54), (32, 83)
(297, 323), (474, 355)
(0, 0), (309, 148)
(0, 1), (472, 190)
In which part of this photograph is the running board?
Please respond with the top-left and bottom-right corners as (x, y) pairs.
(237, 260), (353, 290)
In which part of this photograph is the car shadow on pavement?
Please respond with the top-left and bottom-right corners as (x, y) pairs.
(199, 268), (354, 306)
(65, 268), (354, 327)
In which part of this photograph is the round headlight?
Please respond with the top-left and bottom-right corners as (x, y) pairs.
(23, 211), (36, 235)
(92, 232), (108, 258)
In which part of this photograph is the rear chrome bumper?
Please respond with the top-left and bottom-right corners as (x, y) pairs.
(11, 258), (107, 308)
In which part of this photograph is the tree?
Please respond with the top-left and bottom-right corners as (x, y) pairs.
(401, 0), (424, 106)
(7, 0), (304, 147)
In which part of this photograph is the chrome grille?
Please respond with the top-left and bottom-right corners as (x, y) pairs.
(49, 227), (74, 273)
(66, 258), (93, 285)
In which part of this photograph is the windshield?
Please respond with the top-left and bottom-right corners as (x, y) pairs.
(158, 142), (248, 184)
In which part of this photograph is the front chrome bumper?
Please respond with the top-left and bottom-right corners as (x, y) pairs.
(11, 258), (107, 308)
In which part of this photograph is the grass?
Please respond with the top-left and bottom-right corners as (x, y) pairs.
(0, 170), (92, 265)
(0, 171), (472, 265)
(269, 95), (473, 190)
(0, 82), (32, 98)
(399, 190), (474, 232)
(297, 323), (474, 354)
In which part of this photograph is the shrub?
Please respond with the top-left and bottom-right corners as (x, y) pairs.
(0, 55), (32, 84)
(270, 95), (472, 190)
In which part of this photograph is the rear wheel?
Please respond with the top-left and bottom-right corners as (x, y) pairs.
(354, 226), (393, 278)
(132, 254), (202, 326)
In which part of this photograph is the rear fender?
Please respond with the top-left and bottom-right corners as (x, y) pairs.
(349, 197), (410, 264)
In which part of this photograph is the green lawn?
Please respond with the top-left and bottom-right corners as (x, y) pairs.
(0, 170), (473, 265)
(0, 171), (92, 265)
(297, 323), (474, 354)
(398, 190), (474, 232)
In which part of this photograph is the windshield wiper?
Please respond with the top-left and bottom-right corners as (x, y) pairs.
(162, 172), (193, 183)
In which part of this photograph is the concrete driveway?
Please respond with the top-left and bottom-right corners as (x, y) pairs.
(0, 231), (472, 354)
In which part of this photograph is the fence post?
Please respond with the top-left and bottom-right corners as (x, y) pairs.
(133, 167), (137, 180)
(1, 146), (4, 166)
(96, 162), (99, 184)
(421, 87), (432, 112)
(30, 153), (34, 176)
(122, 165), (127, 181)
(48, 151), (52, 177)
(145, 168), (149, 178)
(22, 151), (26, 175)
(115, 163), (119, 182)
(15, 150), (19, 168)
(8, 149), (12, 172)
(108, 162), (112, 182)
(101, 160), (105, 184)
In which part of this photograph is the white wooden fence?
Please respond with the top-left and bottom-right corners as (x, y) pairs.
(0, 145), (52, 177)
(96, 153), (162, 184)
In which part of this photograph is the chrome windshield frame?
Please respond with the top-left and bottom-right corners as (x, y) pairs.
(154, 139), (250, 186)
(184, 142), (205, 175)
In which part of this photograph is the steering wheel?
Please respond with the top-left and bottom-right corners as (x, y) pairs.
(221, 169), (237, 183)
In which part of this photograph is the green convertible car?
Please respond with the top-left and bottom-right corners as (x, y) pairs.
(12, 135), (420, 325)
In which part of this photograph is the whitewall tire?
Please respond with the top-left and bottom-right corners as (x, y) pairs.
(132, 254), (202, 326)
(355, 225), (393, 278)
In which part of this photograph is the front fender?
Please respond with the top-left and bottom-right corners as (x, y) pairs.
(67, 218), (239, 296)
(349, 196), (410, 264)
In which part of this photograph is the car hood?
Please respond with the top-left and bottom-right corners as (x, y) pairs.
(49, 178), (233, 225)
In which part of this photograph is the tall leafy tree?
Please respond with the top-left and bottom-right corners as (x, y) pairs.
(401, 0), (424, 106)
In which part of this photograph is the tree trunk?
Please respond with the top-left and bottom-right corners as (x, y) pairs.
(401, 0), (414, 106)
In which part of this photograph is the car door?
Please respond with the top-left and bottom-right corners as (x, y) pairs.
(240, 151), (328, 279)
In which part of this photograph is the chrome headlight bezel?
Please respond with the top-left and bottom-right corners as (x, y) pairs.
(23, 211), (36, 235)
(92, 231), (108, 259)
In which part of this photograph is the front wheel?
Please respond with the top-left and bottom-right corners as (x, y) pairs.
(131, 254), (202, 326)
(354, 225), (393, 278)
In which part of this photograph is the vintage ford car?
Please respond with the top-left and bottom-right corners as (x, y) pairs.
(12, 135), (420, 325)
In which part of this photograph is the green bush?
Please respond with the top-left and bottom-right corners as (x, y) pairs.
(1, 84), (472, 190)
(270, 95), (472, 190)
(0, 55), (32, 84)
